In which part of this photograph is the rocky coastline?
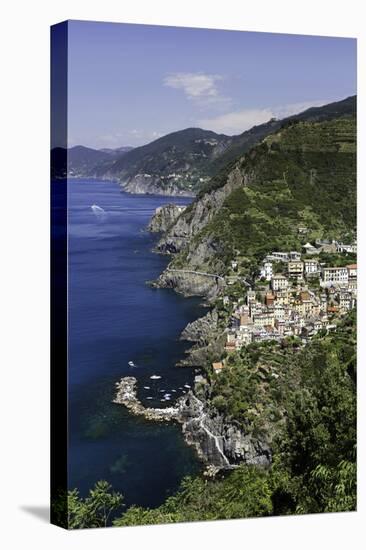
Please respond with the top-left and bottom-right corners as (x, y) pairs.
(154, 165), (247, 256)
(113, 376), (272, 470)
(119, 175), (195, 197)
(112, 199), (272, 472)
(178, 309), (227, 368)
(152, 269), (223, 300)
(147, 203), (187, 233)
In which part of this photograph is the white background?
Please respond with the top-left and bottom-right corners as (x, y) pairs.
(1, 0), (365, 548)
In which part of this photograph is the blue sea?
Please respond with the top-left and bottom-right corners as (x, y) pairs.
(67, 179), (204, 508)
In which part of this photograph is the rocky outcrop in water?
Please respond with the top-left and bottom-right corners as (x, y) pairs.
(148, 204), (187, 233)
(113, 377), (179, 421)
(113, 376), (272, 469)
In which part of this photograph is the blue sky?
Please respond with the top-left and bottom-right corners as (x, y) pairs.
(66, 20), (356, 149)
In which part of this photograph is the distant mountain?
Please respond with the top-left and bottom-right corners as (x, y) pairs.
(51, 144), (134, 179)
(51, 95), (356, 195)
(98, 146), (134, 155)
(99, 127), (232, 196)
(100, 95), (356, 196)
(155, 112), (356, 296)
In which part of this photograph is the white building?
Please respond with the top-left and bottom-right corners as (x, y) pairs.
(236, 328), (252, 346)
(337, 242), (357, 254)
(271, 275), (289, 291)
(288, 261), (304, 278)
(303, 258), (319, 275)
(253, 313), (275, 328)
(322, 267), (348, 285)
(246, 290), (256, 305)
(339, 292), (353, 312)
(268, 252), (289, 262)
(260, 261), (273, 281)
(274, 303), (285, 320)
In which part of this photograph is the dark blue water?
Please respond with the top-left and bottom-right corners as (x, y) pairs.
(67, 179), (204, 508)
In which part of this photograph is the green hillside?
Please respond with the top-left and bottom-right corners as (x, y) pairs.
(184, 116), (356, 274)
(198, 95), (356, 197)
(102, 127), (231, 192)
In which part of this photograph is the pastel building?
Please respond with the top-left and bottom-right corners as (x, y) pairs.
(288, 261), (304, 278)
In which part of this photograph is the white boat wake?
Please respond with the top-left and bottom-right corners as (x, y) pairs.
(91, 204), (106, 219)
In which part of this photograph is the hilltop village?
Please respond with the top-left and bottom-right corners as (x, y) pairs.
(215, 238), (357, 371)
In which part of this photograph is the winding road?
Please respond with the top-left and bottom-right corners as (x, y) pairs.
(167, 267), (252, 288)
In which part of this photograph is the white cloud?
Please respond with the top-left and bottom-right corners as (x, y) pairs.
(197, 99), (331, 135)
(163, 72), (225, 102)
(274, 99), (329, 118)
(198, 108), (274, 135)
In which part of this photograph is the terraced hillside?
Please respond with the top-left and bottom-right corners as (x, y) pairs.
(159, 116), (356, 281)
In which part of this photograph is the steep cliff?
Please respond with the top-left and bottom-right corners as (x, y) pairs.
(113, 376), (271, 469)
(153, 114), (356, 297)
(178, 309), (227, 367)
(155, 166), (246, 255)
(147, 204), (187, 233)
(152, 269), (224, 299)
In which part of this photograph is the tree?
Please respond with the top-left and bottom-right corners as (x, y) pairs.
(66, 481), (124, 529)
(220, 466), (273, 518)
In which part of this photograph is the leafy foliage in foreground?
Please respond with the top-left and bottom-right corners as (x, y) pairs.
(114, 466), (273, 526)
(52, 480), (124, 529)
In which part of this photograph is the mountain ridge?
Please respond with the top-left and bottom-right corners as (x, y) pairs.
(153, 112), (356, 297)
(51, 95), (356, 197)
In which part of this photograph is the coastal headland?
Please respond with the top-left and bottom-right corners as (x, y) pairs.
(113, 376), (271, 470)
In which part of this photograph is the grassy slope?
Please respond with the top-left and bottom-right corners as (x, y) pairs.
(199, 95), (356, 196)
(183, 117), (356, 274)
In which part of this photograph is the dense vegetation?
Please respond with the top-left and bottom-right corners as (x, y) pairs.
(115, 311), (355, 525)
(183, 117), (356, 276)
(59, 312), (356, 528)
(198, 95), (356, 196)
(52, 480), (125, 529)
(55, 98), (357, 529)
